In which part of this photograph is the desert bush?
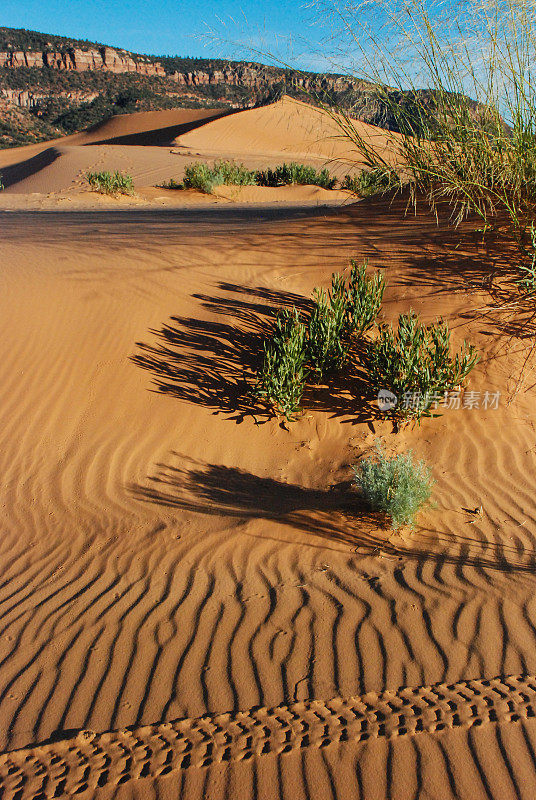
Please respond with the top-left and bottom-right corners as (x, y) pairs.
(342, 169), (397, 197)
(183, 160), (257, 193)
(254, 308), (308, 419)
(307, 260), (385, 378)
(164, 161), (338, 194)
(254, 259), (385, 414)
(354, 443), (433, 528)
(215, 160), (258, 186)
(85, 170), (134, 195)
(368, 313), (479, 420)
(182, 162), (220, 193)
(255, 162), (337, 189)
(343, 259), (385, 336)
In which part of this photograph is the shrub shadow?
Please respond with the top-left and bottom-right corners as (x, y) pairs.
(131, 459), (536, 572)
(131, 283), (379, 424)
(130, 459), (386, 548)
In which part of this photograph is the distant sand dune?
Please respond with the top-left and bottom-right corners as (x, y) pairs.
(172, 96), (395, 163)
(78, 107), (233, 146)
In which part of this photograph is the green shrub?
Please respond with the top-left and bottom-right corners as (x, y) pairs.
(342, 169), (397, 197)
(368, 313), (479, 420)
(354, 443), (433, 529)
(343, 259), (385, 336)
(162, 161), (338, 194)
(212, 160), (257, 187)
(254, 308), (308, 419)
(255, 162), (337, 189)
(183, 160), (257, 193)
(306, 260), (384, 379)
(182, 162), (220, 193)
(85, 170), (134, 195)
(254, 259), (385, 414)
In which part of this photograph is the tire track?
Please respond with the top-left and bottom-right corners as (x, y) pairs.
(2, 674), (536, 799)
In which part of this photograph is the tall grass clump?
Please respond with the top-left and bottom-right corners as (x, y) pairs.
(254, 308), (308, 419)
(518, 222), (536, 291)
(85, 171), (134, 195)
(255, 162), (337, 189)
(354, 442), (433, 528)
(314, 0), (536, 250)
(183, 160), (257, 193)
(368, 313), (479, 420)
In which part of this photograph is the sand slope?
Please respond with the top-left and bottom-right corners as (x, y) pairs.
(1, 198), (536, 799)
(0, 143), (198, 193)
(173, 95), (395, 162)
(0, 107), (229, 165)
(0, 108), (231, 194)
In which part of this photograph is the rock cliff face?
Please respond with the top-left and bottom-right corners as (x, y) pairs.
(0, 45), (361, 94)
(167, 65), (356, 92)
(0, 47), (166, 76)
(1, 87), (99, 109)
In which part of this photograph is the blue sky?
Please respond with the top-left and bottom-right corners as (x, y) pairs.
(0, 1), (326, 68)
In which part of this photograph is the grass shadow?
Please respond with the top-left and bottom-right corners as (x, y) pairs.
(131, 283), (379, 424)
(130, 458), (386, 546)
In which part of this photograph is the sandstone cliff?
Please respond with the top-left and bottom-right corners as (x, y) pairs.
(0, 43), (362, 97)
(0, 46), (166, 76)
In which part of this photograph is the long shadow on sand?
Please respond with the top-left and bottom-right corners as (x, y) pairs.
(130, 459), (536, 573)
(131, 283), (377, 424)
(87, 108), (234, 146)
(131, 458), (387, 545)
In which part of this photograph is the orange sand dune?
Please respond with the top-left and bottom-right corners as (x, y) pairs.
(173, 95), (395, 162)
(0, 143), (196, 193)
(1, 195), (536, 799)
(0, 107), (229, 163)
(0, 107), (229, 191)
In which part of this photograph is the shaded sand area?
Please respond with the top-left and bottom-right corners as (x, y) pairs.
(2, 195), (536, 799)
(0, 98), (387, 210)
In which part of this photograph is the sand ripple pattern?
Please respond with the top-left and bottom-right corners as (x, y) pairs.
(1, 673), (536, 798)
